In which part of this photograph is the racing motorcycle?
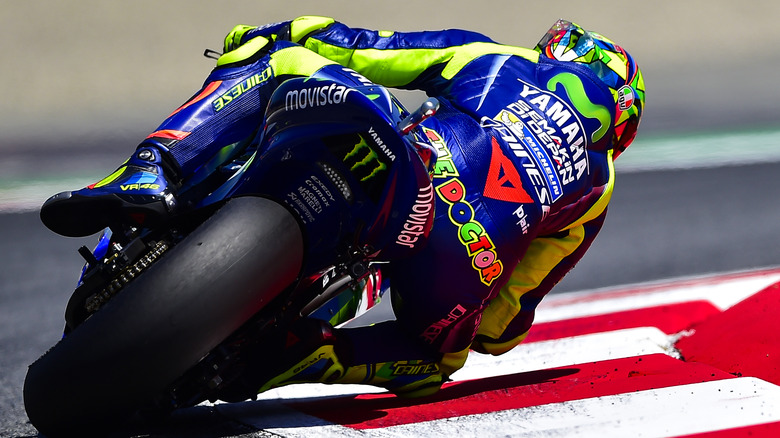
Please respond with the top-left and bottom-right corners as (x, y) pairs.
(23, 72), (440, 437)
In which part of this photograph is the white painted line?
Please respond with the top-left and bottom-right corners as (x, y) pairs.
(535, 271), (780, 323)
(209, 270), (780, 437)
(220, 327), (672, 403)
(378, 378), (780, 438)
(454, 327), (674, 380)
(224, 378), (780, 438)
(218, 269), (780, 406)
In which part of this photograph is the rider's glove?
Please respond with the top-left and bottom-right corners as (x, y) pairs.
(223, 16), (335, 53)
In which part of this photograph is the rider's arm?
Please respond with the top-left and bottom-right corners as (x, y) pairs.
(228, 16), (539, 94)
(305, 20), (540, 94)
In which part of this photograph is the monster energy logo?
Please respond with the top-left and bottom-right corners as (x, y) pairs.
(343, 135), (387, 181)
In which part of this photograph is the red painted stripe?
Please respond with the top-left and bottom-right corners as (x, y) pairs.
(672, 421), (780, 438)
(289, 353), (734, 429)
(145, 129), (191, 141)
(675, 282), (780, 386)
(168, 80), (222, 117)
(525, 300), (720, 343)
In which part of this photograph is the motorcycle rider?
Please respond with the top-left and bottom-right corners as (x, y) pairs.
(41, 16), (644, 398)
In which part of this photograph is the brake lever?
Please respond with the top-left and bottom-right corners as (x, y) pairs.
(397, 98), (440, 135)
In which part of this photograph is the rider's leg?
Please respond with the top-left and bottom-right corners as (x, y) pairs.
(41, 35), (366, 237)
(224, 206), (504, 400)
(40, 35), (280, 236)
(218, 318), (457, 402)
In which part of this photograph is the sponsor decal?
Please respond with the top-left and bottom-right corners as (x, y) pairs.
(502, 79), (590, 185)
(390, 360), (441, 376)
(305, 176), (336, 206)
(483, 137), (533, 204)
(121, 183), (160, 191)
(481, 117), (555, 211)
(366, 126), (397, 162)
(320, 269), (335, 288)
(343, 131), (390, 182)
(436, 179), (504, 286)
(297, 185), (323, 215)
(292, 351), (327, 374)
(324, 129), (394, 203)
(498, 111), (565, 200)
(546, 72), (611, 143)
(421, 304), (468, 344)
(617, 85), (635, 111)
(395, 183), (434, 249)
(212, 67), (272, 112)
(284, 176), (337, 225)
(422, 127), (459, 179)
(285, 82), (354, 111)
(116, 172), (161, 192)
(285, 191), (316, 224)
(513, 205), (530, 235)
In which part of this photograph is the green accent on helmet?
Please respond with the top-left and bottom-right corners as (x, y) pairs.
(537, 19), (645, 156)
(546, 72), (611, 143)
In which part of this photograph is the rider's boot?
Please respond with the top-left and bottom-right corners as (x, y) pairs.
(40, 144), (181, 237)
(217, 318), (448, 402)
(215, 318), (344, 402)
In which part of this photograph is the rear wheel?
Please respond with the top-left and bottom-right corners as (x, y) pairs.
(24, 197), (303, 437)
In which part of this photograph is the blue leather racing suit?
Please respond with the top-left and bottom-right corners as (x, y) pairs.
(146, 16), (620, 397)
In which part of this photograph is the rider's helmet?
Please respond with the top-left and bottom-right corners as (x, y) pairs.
(535, 19), (645, 159)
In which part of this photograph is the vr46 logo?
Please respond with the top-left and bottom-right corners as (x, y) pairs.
(436, 179), (503, 286)
(121, 183), (160, 191)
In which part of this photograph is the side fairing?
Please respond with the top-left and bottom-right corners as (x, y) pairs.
(228, 77), (434, 272)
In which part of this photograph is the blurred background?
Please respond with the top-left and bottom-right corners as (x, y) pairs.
(3, 0), (780, 174)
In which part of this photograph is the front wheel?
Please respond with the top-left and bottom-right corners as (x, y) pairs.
(24, 197), (304, 437)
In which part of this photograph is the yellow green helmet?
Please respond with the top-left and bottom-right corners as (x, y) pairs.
(536, 20), (645, 158)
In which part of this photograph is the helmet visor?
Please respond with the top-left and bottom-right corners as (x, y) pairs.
(537, 20), (622, 88)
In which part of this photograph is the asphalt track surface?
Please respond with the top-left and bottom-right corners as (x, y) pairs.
(2, 160), (780, 437)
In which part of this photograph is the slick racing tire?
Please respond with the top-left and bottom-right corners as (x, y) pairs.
(23, 197), (304, 437)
